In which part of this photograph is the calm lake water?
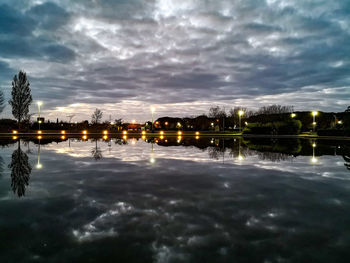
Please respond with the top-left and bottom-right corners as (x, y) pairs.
(0, 136), (350, 263)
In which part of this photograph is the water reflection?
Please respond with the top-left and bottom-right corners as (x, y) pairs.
(1, 136), (350, 261)
(0, 155), (4, 178)
(344, 145), (350, 171)
(8, 140), (32, 197)
(1, 136), (350, 199)
(91, 139), (103, 161)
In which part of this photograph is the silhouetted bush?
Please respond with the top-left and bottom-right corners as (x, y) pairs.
(243, 120), (302, 135)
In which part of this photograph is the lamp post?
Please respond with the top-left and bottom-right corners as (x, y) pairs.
(151, 107), (155, 133)
(238, 110), (244, 132)
(312, 111), (318, 133)
(37, 101), (42, 130)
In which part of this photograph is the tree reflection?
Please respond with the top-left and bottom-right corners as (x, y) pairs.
(91, 139), (103, 161)
(0, 155), (4, 178)
(343, 146), (350, 171)
(8, 141), (32, 197)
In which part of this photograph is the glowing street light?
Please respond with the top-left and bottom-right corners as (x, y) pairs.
(291, 113), (296, 118)
(238, 110), (244, 132)
(12, 130), (18, 134)
(82, 130), (88, 134)
(103, 130), (108, 135)
(37, 101), (43, 130)
(312, 111), (318, 132)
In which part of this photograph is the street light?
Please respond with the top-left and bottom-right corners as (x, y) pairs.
(312, 111), (318, 132)
(37, 101), (43, 130)
(238, 110), (244, 132)
(291, 113), (296, 118)
(151, 107), (155, 133)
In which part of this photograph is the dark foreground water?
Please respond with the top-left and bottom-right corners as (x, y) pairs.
(0, 136), (350, 263)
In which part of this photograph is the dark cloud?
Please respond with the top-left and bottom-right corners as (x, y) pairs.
(0, 0), (349, 121)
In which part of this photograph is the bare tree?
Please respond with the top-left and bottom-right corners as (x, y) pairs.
(9, 71), (33, 127)
(91, 108), (103, 124)
(208, 106), (226, 118)
(255, 105), (294, 115)
(114, 118), (123, 126)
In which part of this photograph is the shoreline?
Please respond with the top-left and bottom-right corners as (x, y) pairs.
(1, 131), (349, 140)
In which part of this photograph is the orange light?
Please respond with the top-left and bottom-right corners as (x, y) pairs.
(37, 135), (42, 140)
(12, 136), (17, 140)
(61, 130), (65, 134)
(123, 135), (127, 140)
(103, 130), (108, 135)
(160, 135), (164, 140)
(178, 131), (182, 135)
(195, 136), (199, 140)
(142, 135), (146, 140)
(82, 130), (87, 134)
(12, 130), (18, 134)
(123, 131), (127, 135)
(82, 135), (87, 140)
(37, 130), (42, 134)
(103, 135), (108, 140)
(142, 131), (146, 135)
(160, 131), (164, 135)
(195, 131), (200, 135)
(165, 122), (168, 125)
(61, 135), (66, 140)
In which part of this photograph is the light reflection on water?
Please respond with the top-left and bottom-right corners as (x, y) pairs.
(0, 137), (350, 262)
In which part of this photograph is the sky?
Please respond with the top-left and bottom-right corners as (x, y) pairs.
(0, 0), (349, 123)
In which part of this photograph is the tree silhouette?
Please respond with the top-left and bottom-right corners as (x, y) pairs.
(91, 108), (103, 124)
(9, 71), (33, 127)
(9, 141), (32, 197)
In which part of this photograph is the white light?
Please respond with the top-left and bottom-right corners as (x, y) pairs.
(37, 101), (43, 106)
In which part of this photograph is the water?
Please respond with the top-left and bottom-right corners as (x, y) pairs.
(0, 136), (350, 263)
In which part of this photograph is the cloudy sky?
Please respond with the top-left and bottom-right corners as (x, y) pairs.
(0, 0), (349, 122)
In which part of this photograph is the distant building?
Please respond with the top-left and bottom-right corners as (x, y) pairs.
(124, 123), (142, 131)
